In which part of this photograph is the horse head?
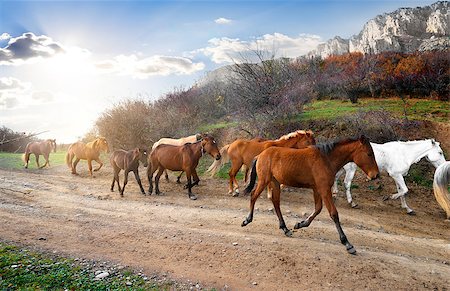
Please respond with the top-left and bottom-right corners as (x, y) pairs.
(93, 137), (110, 153)
(352, 135), (379, 181)
(138, 148), (149, 167)
(426, 139), (446, 168)
(292, 130), (316, 148)
(47, 139), (57, 152)
(201, 136), (221, 160)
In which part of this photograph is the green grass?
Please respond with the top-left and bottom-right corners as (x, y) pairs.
(0, 243), (170, 290)
(0, 151), (67, 170)
(300, 98), (449, 122)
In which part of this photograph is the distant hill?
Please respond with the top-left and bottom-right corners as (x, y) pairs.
(308, 1), (449, 58)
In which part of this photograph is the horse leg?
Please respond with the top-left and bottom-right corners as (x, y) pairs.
(191, 170), (200, 187)
(185, 169), (197, 200)
(154, 167), (164, 195)
(229, 161), (242, 196)
(133, 169), (146, 195)
(111, 168), (120, 192)
(270, 180), (292, 237)
(40, 153), (50, 168)
(332, 167), (344, 196)
(147, 163), (157, 194)
(121, 170), (129, 196)
(72, 158), (80, 175)
(164, 170), (170, 182)
(294, 189), (322, 229)
(176, 171), (184, 184)
(242, 178), (267, 227)
(243, 165), (249, 183)
(35, 154), (40, 168)
(389, 174), (414, 214)
(93, 158), (103, 171)
(87, 159), (93, 177)
(323, 189), (356, 255)
(343, 165), (358, 208)
(24, 152), (30, 168)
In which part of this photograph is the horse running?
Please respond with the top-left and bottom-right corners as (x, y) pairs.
(148, 135), (221, 200)
(206, 130), (315, 196)
(333, 139), (446, 214)
(23, 139), (56, 168)
(110, 148), (148, 196)
(66, 137), (109, 177)
(152, 133), (204, 182)
(243, 136), (379, 254)
(433, 161), (450, 220)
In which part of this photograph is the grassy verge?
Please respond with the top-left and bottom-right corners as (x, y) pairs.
(0, 151), (67, 170)
(300, 98), (449, 122)
(0, 242), (175, 290)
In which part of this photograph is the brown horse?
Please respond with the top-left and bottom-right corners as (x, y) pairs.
(242, 136), (379, 254)
(148, 135), (221, 200)
(23, 139), (56, 169)
(66, 137), (109, 177)
(110, 148), (148, 196)
(206, 130), (316, 196)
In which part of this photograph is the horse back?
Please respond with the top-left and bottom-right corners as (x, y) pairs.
(68, 142), (97, 160)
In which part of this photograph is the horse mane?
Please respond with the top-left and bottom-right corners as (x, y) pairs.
(277, 130), (313, 141)
(315, 136), (365, 155)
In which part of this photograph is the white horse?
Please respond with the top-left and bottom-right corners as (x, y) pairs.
(151, 133), (204, 182)
(333, 139), (446, 214)
(433, 161), (450, 220)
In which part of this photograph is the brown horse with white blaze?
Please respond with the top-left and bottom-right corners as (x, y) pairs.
(66, 137), (109, 177)
(243, 136), (379, 254)
(110, 148), (148, 196)
(206, 130), (315, 196)
(148, 135), (221, 200)
(23, 139), (56, 168)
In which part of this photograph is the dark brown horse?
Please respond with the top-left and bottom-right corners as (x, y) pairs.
(110, 148), (148, 196)
(148, 136), (221, 200)
(243, 136), (379, 254)
(206, 130), (316, 196)
(66, 137), (109, 177)
(23, 139), (56, 169)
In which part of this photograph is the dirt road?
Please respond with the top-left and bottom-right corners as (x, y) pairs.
(0, 163), (449, 290)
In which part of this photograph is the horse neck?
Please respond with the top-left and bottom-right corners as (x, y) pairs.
(188, 142), (203, 159)
(326, 142), (359, 174)
(272, 137), (298, 147)
(378, 141), (433, 165)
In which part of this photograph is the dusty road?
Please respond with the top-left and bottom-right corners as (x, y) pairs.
(0, 163), (449, 290)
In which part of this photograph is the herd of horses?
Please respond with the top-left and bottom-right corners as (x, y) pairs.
(21, 131), (449, 254)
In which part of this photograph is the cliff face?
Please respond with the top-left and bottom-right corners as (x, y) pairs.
(309, 1), (449, 57)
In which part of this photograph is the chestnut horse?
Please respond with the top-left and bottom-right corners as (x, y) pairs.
(66, 137), (109, 177)
(23, 139), (56, 169)
(152, 133), (204, 183)
(433, 161), (450, 220)
(206, 130), (315, 196)
(110, 148), (148, 196)
(243, 136), (379, 254)
(148, 135), (221, 200)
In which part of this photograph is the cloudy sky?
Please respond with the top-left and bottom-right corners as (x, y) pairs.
(0, 0), (437, 143)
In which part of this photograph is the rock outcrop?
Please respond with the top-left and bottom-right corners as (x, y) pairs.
(309, 1), (449, 57)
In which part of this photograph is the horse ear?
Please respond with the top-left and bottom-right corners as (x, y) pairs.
(431, 139), (436, 145)
(359, 135), (367, 143)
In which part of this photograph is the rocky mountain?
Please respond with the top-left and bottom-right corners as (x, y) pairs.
(309, 1), (449, 58)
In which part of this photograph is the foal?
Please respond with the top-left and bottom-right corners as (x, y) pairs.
(243, 136), (379, 254)
(110, 148), (148, 196)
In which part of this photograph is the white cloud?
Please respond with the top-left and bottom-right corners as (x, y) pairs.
(95, 54), (205, 78)
(215, 17), (232, 25)
(193, 33), (323, 64)
(0, 32), (65, 65)
(0, 33), (11, 41)
(0, 77), (32, 108)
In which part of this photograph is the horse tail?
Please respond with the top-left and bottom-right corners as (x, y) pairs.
(22, 143), (31, 165)
(206, 144), (230, 177)
(65, 147), (73, 168)
(433, 161), (450, 220)
(244, 158), (258, 195)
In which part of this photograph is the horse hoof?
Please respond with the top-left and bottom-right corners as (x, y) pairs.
(346, 246), (357, 255)
(241, 220), (249, 227)
(284, 229), (293, 237)
(232, 191), (239, 197)
(189, 195), (197, 200)
(382, 195), (389, 201)
(351, 202), (359, 208)
(407, 210), (416, 216)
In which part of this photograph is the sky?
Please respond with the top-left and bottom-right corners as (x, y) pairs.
(0, 0), (439, 143)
